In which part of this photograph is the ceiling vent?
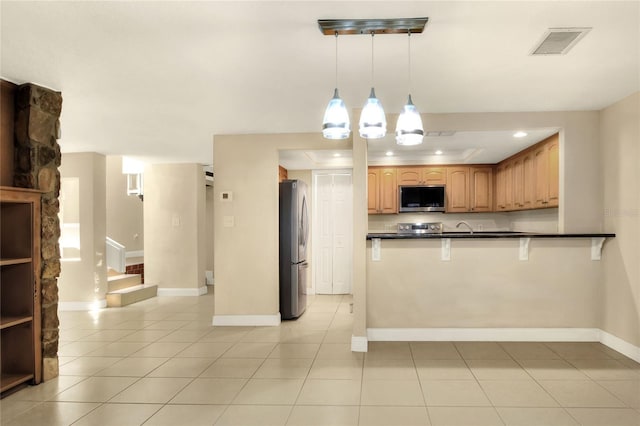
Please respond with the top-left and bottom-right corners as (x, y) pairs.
(530, 27), (591, 55)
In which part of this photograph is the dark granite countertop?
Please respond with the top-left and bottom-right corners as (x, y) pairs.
(366, 231), (616, 240)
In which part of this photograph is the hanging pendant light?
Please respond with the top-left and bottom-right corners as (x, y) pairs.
(396, 31), (424, 146)
(322, 32), (350, 139)
(359, 32), (386, 139)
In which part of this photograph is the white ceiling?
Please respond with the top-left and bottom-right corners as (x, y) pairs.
(1, 1), (638, 166)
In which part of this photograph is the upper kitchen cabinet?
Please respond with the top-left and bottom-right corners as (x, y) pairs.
(513, 152), (535, 210)
(446, 166), (493, 213)
(278, 166), (288, 183)
(368, 167), (397, 214)
(471, 167), (493, 212)
(495, 133), (558, 212)
(397, 167), (446, 185)
(534, 134), (559, 208)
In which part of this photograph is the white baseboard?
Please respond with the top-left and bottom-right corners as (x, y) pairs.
(157, 286), (207, 297)
(600, 330), (640, 363)
(351, 335), (368, 352)
(364, 327), (640, 362)
(212, 314), (281, 327)
(367, 328), (601, 342)
(125, 250), (144, 258)
(58, 299), (107, 311)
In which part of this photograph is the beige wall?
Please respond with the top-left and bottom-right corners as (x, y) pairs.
(600, 92), (640, 346)
(58, 153), (107, 305)
(105, 156), (144, 252)
(366, 239), (601, 328)
(144, 163), (206, 291)
(213, 134), (350, 317)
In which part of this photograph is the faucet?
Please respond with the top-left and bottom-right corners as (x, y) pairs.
(456, 221), (473, 234)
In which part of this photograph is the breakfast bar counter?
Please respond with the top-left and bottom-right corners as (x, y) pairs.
(367, 231), (615, 239)
(364, 232), (616, 337)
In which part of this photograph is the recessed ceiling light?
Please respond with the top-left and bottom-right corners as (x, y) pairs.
(435, 150), (443, 155)
(513, 131), (528, 138)
(385, 151), (393, 156)
(333, 153), (341, 157)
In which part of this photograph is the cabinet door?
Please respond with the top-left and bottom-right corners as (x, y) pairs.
(367, 169), (380, 214)
(512, 157), (524, 210)
(547, 139), (559, 207)
(494, 165), (505, 210)
(278, 166), (288, 183)
(397, 167), (421, 185)
(470, 167), (493, 212)
(422, 167), (446, 185)
(379, 168), (397, 214)
(534, 145), (548, 208)
(522, 153), (535, 210)
(504, 161), (514, 211)
(446, 167), (469, 212)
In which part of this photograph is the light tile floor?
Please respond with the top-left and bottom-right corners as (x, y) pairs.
(2, 289), (640, 425)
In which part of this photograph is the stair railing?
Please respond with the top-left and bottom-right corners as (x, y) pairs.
(106, 237), (126, 274)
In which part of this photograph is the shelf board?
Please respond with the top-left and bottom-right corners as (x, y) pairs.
(0, 258), (32, 266)
(0, 316), (33, 330)
(0, 372), (34, 393)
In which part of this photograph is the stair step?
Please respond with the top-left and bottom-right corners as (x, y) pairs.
(107, 268), (123, 277)
(106, 284), (158, 307)
(107, 274), (141, 292)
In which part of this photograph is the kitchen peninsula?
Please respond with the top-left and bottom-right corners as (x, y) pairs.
(364, 229), (615, 342)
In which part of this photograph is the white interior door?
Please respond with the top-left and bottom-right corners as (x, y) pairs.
(313, 170), (353, 295)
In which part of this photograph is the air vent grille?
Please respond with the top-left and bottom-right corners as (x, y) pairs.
(531, 27), (591, 55)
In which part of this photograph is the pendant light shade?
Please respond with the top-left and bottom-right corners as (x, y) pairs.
(396, 94), (424, 145)
(396, 31), (423, 145)
(359, 87), (387, 139)
(322, 32), (350, 140)
(322, 88), (350, 139)
(359, 33), (386, 139)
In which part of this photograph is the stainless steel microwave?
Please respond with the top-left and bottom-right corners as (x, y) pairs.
(398, 185), (446, 212)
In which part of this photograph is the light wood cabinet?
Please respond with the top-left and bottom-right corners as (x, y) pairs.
(445, 166), (492, 213)
(494, 164), (505, 211)
(1, 187), (42, 395)
(534, 135), (559, 208)
(368, 167), (397, 214)
(513, 152), (535, 210)
(446, 167), (469, 212)
(397, 167), (446, 185)
(495, 133), (558, 212)
(278, 166), (288, 183)
(504, 161), (514, 211)
(470, 167), (493, 212)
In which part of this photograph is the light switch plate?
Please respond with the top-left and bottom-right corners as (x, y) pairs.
(223, 216), (235, 227)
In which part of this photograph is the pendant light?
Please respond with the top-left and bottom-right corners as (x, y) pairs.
(322, 32), (350, 140)
(396, 31), (424, 146)
(359, 32), (386, 139)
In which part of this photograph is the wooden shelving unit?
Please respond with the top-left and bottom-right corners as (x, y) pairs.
(0, 186), (42, 396)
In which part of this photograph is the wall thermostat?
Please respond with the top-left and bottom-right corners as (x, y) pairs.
(220, 191), (233, 202)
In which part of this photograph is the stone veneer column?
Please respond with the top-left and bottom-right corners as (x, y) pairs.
(14, 83), (62, 381)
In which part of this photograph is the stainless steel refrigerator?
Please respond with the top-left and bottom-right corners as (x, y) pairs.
(279, 179), (308, 320)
